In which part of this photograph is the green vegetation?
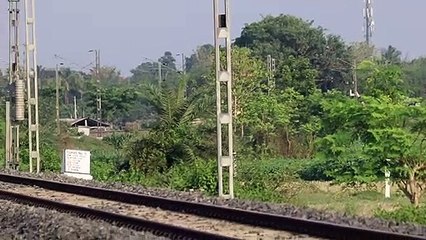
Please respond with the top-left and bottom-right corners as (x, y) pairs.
(2, 14), (426, 225)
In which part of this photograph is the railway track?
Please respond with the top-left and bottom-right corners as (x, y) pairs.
(0, 188), (233, 240)
(0, 173), (423, 240)
(3, 185), (302, 239)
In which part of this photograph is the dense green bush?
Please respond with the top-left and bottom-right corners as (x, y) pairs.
(41, 145), (61, 172)
(298, 158), (332, 181)
(91, 151), (118, 181)
(376, 206), (426, 225)
(168, 159), (217, 194)
(235, 158), (307, 202)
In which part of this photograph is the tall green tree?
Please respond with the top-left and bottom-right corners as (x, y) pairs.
(318, 64), (426, 206)
(185, 44), (214, 97)
(84, 85), (139, 123)
(402, 57), (426, 97)
(381, 45), (402, 65)
(235, 14), (350, 91)
(129, 62), (159, 85)
(228, 47), (268, 128)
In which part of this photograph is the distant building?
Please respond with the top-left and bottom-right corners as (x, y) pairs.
(63, 117), (113, 139)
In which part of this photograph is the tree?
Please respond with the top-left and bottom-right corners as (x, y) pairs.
(186, 44), (214, 73)
(130, 52), (181, 90)
(126, 78), (212, 174)
(158, 51), (177, 70)
(357, 60), (405, 99)
(228, 47), (268, 127)
(318, 64), (426, 206)
(92, 66), (124, 86)
(84, 84), (139, 123)
(280, 56), (318, 95)
(381, 45), (402, 65)
(402, 57), (426, 97)
(185, 44), (214, 97)
(240, 89), (302, 155)
(130, 61), (160, 85)
(235, 14), (350, 91)
(348, 42), (376, 64)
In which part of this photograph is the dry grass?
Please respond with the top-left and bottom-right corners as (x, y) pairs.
(285, 181), (413, 217)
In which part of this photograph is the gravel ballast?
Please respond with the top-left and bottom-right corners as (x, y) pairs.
(2, 170), (425, 237)
(0, 199), (167, 240)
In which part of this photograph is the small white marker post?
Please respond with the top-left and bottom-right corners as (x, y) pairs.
(385, 167), (391, 199)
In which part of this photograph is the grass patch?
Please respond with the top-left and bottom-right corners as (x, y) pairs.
(376, 205), (426, 225)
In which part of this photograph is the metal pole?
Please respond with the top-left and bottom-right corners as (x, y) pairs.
(364, 0), (374, 45)
(7, 0), (23, 171)
(25, 0), (41, 173)
(214, 0), (234, 199)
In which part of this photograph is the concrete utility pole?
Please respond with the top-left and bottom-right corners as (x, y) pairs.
(25, 0), (41, 173)
(55, 62), (64, 134)
(74, 96), (77, 119)
(214, 0), (234, 199)
(177, 53), (185, 74)
(158, 61), (162, 88)
(351, 60), (360, 98)
(89, 49), (102, 136)
(177, 53), (187, 97)
(364, 0), (374, 45)
(266, 55), (276, 94)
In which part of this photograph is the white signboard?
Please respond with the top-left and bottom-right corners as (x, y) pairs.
(62, 149), (92, 180)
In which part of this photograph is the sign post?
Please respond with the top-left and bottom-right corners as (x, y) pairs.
(62, 149), (93, 180)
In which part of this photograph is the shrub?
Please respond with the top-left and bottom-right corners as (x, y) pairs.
(235, 158), (305, 202)
(91, 152), (117, 181)
(376, 205), (426, 225)
(298, 158), (333, 181)
(41, 145), (61, 172)
(168, 159), (217, 195)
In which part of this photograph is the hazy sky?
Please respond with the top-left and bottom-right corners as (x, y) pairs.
(1, 0), (425, 76)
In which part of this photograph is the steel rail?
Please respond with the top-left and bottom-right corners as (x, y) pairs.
(0, 173), (424, 240)
(0, 189), (236, 240)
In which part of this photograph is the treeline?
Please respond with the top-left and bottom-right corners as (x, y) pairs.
(3, 14), (426, 206)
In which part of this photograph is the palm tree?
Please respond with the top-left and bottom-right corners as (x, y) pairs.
(127, 77), (214, 173)
(382, 45), (402, 65)
(144, 76), (213, 130)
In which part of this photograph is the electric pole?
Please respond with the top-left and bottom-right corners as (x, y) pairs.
(214, 0), (234, 199)
(6, 0), (24, 171)
(74, 96), (77, 119)
(55, 62), (63, 134)
(177, 53), (187, 97)
(177, 53), (185, 74)
(364, 0), (374, 45)
(89, 49), (102, 137)
(266, 55), (276, 94)
(351, 60), (360, 98)
(158, 62), (162, 88)
(25, 0), (41, 173)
